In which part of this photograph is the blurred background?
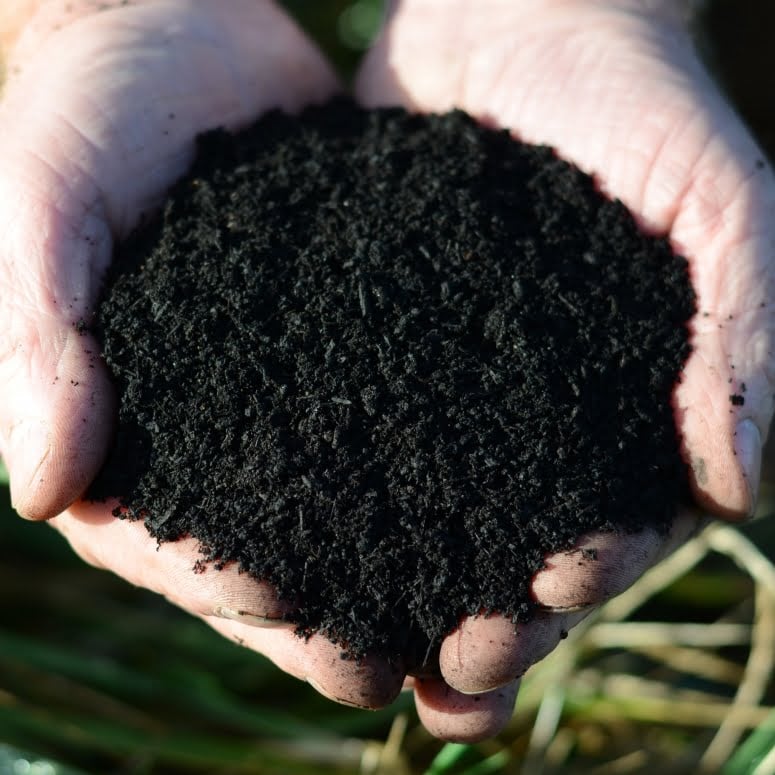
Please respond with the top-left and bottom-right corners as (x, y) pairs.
(3, 1), (775, 773)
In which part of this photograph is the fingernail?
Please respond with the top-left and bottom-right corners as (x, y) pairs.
(7, 419), (51, 515)
(306, 677), (373, 710)
(213, 605), (287, 628)
(734, 419), (761, 517)
(457, 678), (515, 696)
(534, 602), (593, 613)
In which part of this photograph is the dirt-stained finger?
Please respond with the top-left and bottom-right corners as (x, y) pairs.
(53, 500), (295, 623)
(439, 609), (590, 694)
(531, 511), (701, 610)
(205, 615), (405, 710)
(413, 676), (519, 743)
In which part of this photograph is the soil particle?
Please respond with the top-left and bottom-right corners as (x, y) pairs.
(88, 100), (694, 661)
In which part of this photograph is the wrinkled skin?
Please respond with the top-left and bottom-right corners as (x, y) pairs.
(1, 0), (773, 743)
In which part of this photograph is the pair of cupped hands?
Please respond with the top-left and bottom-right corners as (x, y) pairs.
(0, 0), (773, 742)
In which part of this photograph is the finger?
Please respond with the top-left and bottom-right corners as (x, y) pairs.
(532, 531), (663, 611)
(438, 512), (699, 694)
(0, 325), (116, 521)
(413, 676), (519, 743)
(356, 1), (775, 520)
(0, 0), (339, 520)
(439, 609), (589, 695)
(205, 616), (405, 710)
(54, 500), (406, 709)
(52, 500), (295, 623)
(531, 510), (700, 610)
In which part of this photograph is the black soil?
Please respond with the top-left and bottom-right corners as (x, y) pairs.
(88, 100), (695, 662)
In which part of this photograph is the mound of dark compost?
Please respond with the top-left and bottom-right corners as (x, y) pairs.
(88, 99), (695, 662)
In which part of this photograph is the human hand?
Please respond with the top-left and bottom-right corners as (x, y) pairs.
(355, 0), (775, 739)
(0, 0), (405, 715)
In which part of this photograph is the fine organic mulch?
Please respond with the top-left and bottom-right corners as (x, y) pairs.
(88, 100), (695, 662)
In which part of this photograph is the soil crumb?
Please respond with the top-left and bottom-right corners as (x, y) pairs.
(88, 99), (695, 662)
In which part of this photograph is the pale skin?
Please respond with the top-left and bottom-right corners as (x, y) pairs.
(0, 0), (772, 743)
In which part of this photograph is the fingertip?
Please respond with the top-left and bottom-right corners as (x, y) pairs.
(202, 577), (296, 626)
(8, 331), (115, 520)
(414, 677), (519, 743)
(203, 614), (406, 710)
(7, 418), (53, 520)
(691, 417), (762, 522)
(303, 638), (405, 710)
(439, 610), (591, 695)
(677, 361), (764, 522)
(686, 442), (755, 522)
(439, 614), (521, 694)
(531, 530), (662, 609)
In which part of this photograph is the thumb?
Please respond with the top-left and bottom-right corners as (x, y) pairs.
(1, 331), (115, 521)
(0, 169), (115, 520)
(671, 148), (775, 522)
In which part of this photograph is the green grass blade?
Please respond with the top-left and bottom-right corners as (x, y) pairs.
(421, 744), (509, 775)
(423, 743), (472, 775)
(458, 751), (510, 775)
(722, 710), (775, 775)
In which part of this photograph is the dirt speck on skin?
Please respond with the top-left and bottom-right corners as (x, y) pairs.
(692, 457), (709, 486)
(88, 100), (695, 661)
